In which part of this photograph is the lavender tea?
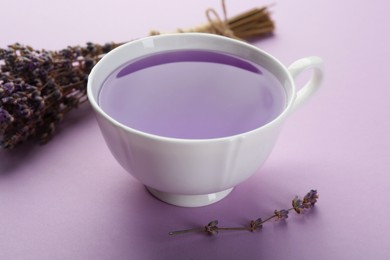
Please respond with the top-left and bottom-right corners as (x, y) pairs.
(98, 49), (286, 139)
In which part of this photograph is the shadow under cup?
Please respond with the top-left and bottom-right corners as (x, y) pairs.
(88, 34), (296, 207)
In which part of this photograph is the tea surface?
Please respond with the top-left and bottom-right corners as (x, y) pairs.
(98, 50), (286, 139)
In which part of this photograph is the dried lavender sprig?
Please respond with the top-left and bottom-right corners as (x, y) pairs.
(169, 189), (319, 236)
(0, 42), (119, 149)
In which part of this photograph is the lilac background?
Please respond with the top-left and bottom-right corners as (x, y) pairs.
(1, 0), (390, 259)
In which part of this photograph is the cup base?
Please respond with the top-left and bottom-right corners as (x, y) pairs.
(146, 186), (234, 207)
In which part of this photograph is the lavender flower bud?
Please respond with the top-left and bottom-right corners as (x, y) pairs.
(274, 209), (289, 221)
(0, 107), (13, 126)
(303, 190), (319, 209)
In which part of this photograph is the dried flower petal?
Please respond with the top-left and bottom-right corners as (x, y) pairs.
(250, 218), (263, 231)
(204, 220), (219, 235)
(292, 196), (304, 214)
(302, 190), (319, 209)
(0, 107), (13, 125)
(274, 209), (289, 221)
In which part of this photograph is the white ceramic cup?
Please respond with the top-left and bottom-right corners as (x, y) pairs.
(87, 33), (323, 207)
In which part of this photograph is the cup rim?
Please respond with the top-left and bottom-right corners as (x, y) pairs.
(87, 33), (296, 143)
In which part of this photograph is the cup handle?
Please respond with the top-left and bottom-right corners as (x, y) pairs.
(288, 56), (324, 111)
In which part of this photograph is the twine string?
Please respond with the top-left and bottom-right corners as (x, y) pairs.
(150, 0), (239, 39)
(204, 0), (238, 38)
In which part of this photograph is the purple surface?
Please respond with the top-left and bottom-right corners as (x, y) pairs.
(116, 49), (262, 77)
(99, 50), (284, 139)
(1, 0), (390, 259)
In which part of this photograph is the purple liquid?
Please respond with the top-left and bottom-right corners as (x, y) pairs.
(98, 50), (286, 139)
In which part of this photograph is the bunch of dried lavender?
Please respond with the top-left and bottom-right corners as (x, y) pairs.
(0, 42), (118, 148)
(0, 1), (274, 149)
(169, 189), (319, 236)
